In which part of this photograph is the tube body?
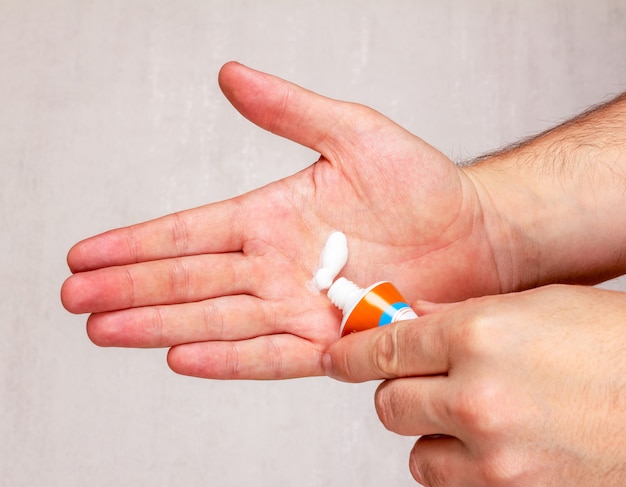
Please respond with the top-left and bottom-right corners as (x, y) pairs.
(328, 278), (417, 336)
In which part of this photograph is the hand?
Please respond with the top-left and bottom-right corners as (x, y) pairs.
(326, 285), (626, 486)
(61, 62), (500, 379)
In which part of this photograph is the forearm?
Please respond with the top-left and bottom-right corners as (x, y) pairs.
(465, 92), (626, 291)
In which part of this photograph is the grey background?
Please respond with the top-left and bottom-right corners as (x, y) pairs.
(2, 1), (625, 486)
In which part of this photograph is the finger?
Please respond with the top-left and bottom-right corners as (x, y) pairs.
(409, 435), (477, 487)
(86, 295), (285, 347)
(218, 61), (384, 159)
(66, 197), (245, 273)
(325, 317), (449, 382)
(61, 252), (256, 314)
(86, 293), (336, 348)
(167, 334), (326, 379)
(375, 377), (452, 437)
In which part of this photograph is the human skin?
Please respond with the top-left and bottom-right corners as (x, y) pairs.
(61, 64), (626, 381)
(325, 286), (626, 486)
(322, 92), (626, 485)
(61, 63), (626, 484)
(61, 62), (503, 378)
(465, 90), (626, 289)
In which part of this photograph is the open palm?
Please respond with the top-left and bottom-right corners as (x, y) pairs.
(61, 62), (500, 379)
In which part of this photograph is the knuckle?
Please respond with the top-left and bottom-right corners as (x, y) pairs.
(149, 306), (166, 347)
(478, 447), (528, 485)
(448, 380), (508, 436)
(123, 267), (137, 308)
(202, 300), (225, 340)
(371, 327), (401, 377)
(232, 253), (255, 294)
(170, 211), (190, 255)
(124, 225), (140, 263)
(335, 349), (359, 381)
(169, 258), (191, 301)
(223, 342), (241, 379)
(453, 307), (505, 359)
(265, 339), (284, 380)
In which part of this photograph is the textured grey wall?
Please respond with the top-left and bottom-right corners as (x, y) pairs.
(2, 1), (625, 486)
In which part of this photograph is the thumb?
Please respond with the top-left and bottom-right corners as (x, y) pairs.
(218, 61), (378, 158)
(324, 316), (449, 383)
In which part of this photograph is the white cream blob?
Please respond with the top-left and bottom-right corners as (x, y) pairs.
(313, 231), (349, 290)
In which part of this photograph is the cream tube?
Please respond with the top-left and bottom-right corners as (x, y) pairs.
(328, 277), (417, 336)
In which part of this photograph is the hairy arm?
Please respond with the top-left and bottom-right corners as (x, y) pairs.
(325, 93), (626, 486)
(466, 92), (626, 291)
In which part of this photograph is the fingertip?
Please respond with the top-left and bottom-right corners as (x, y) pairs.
(65, 234), (107, 273)
(216, 62), (342, 154)
(61, 269), (116, 315)
(60, 276), (73, 312)
(65, 239), (86, 274)
(167, 343), (235, 379)
(60, 274), (85, 314)
(166, 345), (189, 376)
(219, 60), (243, 72)
(85, 313), (115, 347)
(323, 330), (374, 383)
(218, 61), (261, 104)
(218, 60), (246, 90)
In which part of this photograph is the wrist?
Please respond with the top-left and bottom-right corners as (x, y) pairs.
(462, 160), (542, 292)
